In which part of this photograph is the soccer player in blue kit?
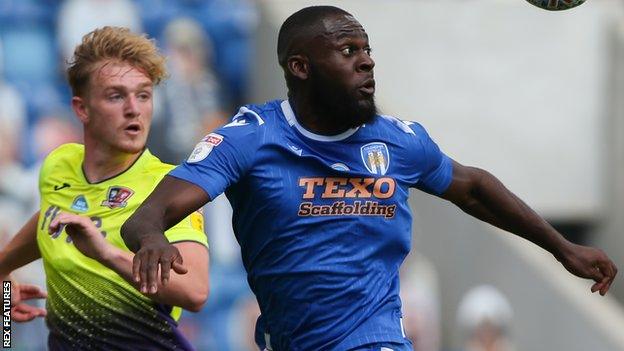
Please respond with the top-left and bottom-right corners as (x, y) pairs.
(121, 6), (618, 351)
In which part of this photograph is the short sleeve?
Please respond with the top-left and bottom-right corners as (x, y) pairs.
(164, 209), (208, 247)
(168, 110), (261, 201)
(408, 122), (453, 195)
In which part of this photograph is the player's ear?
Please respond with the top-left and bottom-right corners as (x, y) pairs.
(287, 55), (310, 81)
(71, 96), (89, 123)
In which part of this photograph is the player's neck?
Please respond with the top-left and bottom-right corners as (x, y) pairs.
(289, 94), (353, 136)
(82, 143), (143, 183)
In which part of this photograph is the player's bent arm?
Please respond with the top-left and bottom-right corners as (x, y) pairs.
(439, 160), (617, 295)
(120, 176), (210, 293)
(121, 176), (210, 252)
(101, 242), (209, 312)
(0, 211), (41, 278)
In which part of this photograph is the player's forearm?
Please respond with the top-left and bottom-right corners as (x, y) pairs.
(458, 169), (571, 259)
(121, 176), (211, 253)
(101, 246), (208, 311)
(0, 212), (41, 277)
(120, 202), (167, 252)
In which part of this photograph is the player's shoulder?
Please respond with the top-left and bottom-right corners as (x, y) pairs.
(141, 150), (176, 176)
(39, 143), (84, 188)
(227, 99), (283, 126)
(41, 143), (84, 172)
(104, 150), (176, 194)
(45, 143), (84, 162)
(376, 114), (430, 137)
(212, 100), (284, 142)
(241, 99), (284, 119)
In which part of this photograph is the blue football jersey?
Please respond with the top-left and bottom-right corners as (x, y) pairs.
(169, 100), (453, 351)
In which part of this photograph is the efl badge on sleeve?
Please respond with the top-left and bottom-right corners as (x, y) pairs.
(101, 186), (134, 209)
(361, 142), (390, 175)
(71, 195), (89, 212)
(188, 133), (224, 163)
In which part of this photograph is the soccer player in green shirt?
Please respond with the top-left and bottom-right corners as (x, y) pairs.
(0, 27), (209, 350)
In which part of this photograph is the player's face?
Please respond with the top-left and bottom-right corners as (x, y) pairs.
(309, 14), (377, 128)
(77, 61), (154, 154)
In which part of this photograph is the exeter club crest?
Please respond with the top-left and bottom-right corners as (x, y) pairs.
(101, 186), (134, 209)
(361, 142), (390, 175)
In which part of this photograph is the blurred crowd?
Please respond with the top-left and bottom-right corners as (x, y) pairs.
(0, 1), (518, 351)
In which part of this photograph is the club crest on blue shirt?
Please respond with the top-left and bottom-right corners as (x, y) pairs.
(101, 186), (134, 209)
(361, 142), (390, 175)
(71, 195), (89, 212)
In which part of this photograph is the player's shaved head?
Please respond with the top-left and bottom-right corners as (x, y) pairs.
(277, 5), (351, 68)
(277, 6), (376, 132)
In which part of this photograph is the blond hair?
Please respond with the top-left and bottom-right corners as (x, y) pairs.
(67, 26), (167, 97)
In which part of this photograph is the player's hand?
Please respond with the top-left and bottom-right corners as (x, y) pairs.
(556, 242), (618, 296)
(10, 280), (47, 322)
(133, 235), (187, 295)
(48, 212), (111, 261)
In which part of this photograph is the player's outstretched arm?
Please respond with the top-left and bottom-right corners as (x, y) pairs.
(120, 175), (210, 295)
(0, 211), (42, 278)
(440, 160), (618, 295)
(50, 212), (209, 311)
(0, 212), (48, 322)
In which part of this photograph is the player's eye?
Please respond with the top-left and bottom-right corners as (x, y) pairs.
(137, 92), (152, 101)
(341, 47), (355, 56)
(108, 94), (123, 101)
(341, 46), (372, 57)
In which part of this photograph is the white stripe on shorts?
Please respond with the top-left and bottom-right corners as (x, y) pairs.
(264, 332), (272, 351)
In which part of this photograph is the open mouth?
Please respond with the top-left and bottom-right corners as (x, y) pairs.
(124, 123), (141, 134)
(359, 79), (376, 96)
